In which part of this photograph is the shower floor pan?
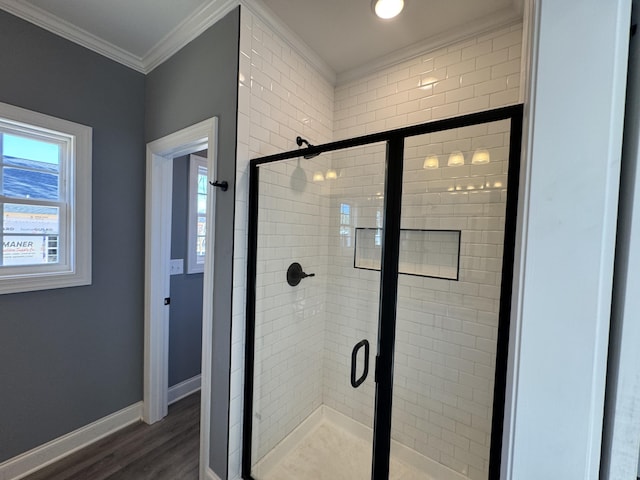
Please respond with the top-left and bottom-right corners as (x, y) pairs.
(252, 406), (470, 480)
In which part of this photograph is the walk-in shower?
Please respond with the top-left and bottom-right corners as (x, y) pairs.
(243, 106), (523, 480)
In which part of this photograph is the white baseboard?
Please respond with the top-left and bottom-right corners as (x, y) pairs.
(205, 466), (222, 480)
(168, 374), (201, 405)
(0, 402), (143, 480)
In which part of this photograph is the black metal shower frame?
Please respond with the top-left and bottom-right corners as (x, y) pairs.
(242, 104), (524, 480)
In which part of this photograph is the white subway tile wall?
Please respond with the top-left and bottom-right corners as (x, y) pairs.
(390, 122), (510, 480)
(323, 144), (387, 432)
(231, 7), (522, 479)
(231, 9), (335, 478)
(334, 24), (522, 140)
(251, 158), (331, 462)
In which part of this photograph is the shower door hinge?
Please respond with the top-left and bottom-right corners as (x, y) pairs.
(164, 297), (170, 305)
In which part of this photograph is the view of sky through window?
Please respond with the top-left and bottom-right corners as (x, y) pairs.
(2, 133), (61, 266)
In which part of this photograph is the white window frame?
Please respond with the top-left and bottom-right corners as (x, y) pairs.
(187, 153), (207, 274)
(0, 102), (91, 294)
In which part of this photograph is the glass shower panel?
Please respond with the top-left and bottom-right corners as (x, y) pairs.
(249, 143), (386, 480)
(390, 120), (511, 480)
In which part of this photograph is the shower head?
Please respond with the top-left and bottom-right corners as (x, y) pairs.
(296, 136), (320, 159)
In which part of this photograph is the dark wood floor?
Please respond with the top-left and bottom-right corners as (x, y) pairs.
(25, 393), (200, 480)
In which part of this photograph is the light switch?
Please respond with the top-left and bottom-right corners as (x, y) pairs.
(170, 259), (184, 275)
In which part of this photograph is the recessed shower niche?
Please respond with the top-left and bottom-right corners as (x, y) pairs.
(243, 106), (523, 480)
(354, 228), (461, 280)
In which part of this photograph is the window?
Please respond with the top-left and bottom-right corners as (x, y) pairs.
(187, 154), (207, 273)
(339, 203), (351, 247)
(375, 210), (383, 246)
(0, 102), (91, 294)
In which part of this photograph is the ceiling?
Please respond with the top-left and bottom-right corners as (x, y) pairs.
(0, 0), (523, 81)
(260, 0), (522, 75)
(26, 0), (212, 58)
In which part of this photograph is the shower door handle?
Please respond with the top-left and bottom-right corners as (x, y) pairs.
(350, 339), (370, 388)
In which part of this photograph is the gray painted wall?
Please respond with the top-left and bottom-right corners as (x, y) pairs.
(0, 10), (145, 462)
(169, 154), (203, 388)
(145, 7), (240, 478)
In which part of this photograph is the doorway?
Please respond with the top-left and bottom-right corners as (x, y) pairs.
(242, 107), (523, 480)
(144, 117), (218, 479)
(167, 152), (207, 406)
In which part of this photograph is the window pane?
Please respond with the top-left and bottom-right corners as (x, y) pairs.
(2, 234), (59, 266)
(197, 193), (206, 215)
(3, 203), (59, 235)
(197, 167), (208, 194)
(197, 216), (206, 236)
(4, 134), (60, 167)
(2, 167), (59, 200)
(196, 236), (206, 258)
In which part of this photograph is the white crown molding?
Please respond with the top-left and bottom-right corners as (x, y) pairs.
(239, 0), (337, 85)
(142, 0), (336, 81)
(0, 0), (521, 84)
(142, 0), (239, 73)
(336, 7), (523, 86)
(0, 0), (145, 73)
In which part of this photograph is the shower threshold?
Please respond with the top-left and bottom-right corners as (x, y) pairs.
(252, 406), (469, 480)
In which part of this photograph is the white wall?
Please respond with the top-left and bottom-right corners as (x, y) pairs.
(503, 0), (631, 478)
(230, 6), (334, 477)
(600, 2), (640, 478)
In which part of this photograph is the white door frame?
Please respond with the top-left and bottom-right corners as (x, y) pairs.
(144, 117), (218, 479)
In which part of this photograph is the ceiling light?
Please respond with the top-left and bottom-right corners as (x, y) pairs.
(471, 149), (490, 165)
(373, 0), (404, 19)
(313, 171), (325, 182)
(325, 169), (338, 180)
(448, 151), (465, 167)
(423, 155), (439, 169)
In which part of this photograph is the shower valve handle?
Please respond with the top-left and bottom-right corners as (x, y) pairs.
(286, 262), (315, 287)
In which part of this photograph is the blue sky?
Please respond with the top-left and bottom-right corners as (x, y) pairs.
(4, 134), (59, 165)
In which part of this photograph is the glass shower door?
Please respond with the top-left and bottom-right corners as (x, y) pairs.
(389, 119), (515, 480)
(246, 143), (387, 480)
